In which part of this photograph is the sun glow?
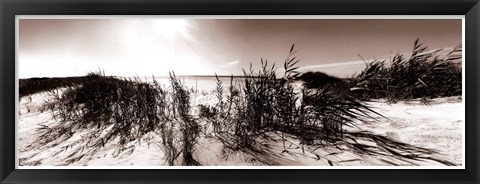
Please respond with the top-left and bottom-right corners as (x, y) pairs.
(20, 19), (213, 78)
(114, 19), (211, 77)
(151, 19), (198, 54)
(151, 19), (189, 41)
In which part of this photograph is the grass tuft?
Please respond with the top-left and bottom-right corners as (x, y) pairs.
(351, 39), (462, 102)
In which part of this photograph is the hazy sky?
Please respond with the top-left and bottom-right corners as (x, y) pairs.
(19, 18), (462, 78)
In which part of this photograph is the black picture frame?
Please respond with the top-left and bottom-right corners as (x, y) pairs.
(1, 0), (478, 183)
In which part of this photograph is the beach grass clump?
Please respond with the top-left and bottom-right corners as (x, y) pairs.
(34, 70), (201, 165)
(199, 45), (381, 151)
(37, 71), (166, 156)
(160, 122), (179, 166)
(352, 39), (462, 102)
(167, 72), (201, 166)
(198, 74), (239, 135)
(298, 88), (380, 144)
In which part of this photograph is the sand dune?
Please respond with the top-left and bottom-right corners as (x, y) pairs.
(18, 90), (463, 167)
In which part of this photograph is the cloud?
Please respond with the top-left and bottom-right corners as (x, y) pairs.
(219, 59), (241, 68)
(227, 60), (240, 65)
(297, 60), (366, 71)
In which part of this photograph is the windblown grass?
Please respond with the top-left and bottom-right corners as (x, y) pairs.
(196, 44), (454, 165)
(35, 71), (164, 157)
(199, 45), (381, 152)
(352, 39), (462, 102)
(34, 71), (200, 166)
(26, 42), (460, 166)
(167, 72), (200, 166)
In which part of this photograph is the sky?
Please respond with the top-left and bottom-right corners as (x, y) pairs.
(19, 18), (462, 78)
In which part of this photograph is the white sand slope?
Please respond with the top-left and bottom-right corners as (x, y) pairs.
(18, 91), (463, 167)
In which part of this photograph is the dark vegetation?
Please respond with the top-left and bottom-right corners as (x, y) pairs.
(32, 71), (200, 166)
(196, 43), (458, 165)
(295, 39), (462, 104)
(20, 77), (84, 98)
(296, 71), (346, 89)
(24, 40), (461, 166)
(199, 46), (381, 154)
(350, 39), (462, 103)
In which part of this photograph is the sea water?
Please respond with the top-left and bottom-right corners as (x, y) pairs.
(136, 76), (245, 92)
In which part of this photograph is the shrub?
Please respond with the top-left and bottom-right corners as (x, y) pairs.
(297, 71), (346, 89)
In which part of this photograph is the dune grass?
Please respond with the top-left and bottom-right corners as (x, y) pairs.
(196, 44), (458, 165)
(351, 39), (462, 103)
(33, 71), (201, 166)
(26, 41), (461, 166)
(167, 72), (200, 166)
(35, 72), (164, 160)
(198, 45), (382, 152)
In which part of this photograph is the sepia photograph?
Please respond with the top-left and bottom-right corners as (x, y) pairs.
(17, 17), (464, 168)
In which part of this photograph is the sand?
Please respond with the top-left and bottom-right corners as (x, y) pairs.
(18, 90), (463, 167)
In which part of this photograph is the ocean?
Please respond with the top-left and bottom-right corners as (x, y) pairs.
(137, 76), (245, 92)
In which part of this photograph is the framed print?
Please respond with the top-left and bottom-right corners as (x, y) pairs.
(1, 0), (479, 184)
